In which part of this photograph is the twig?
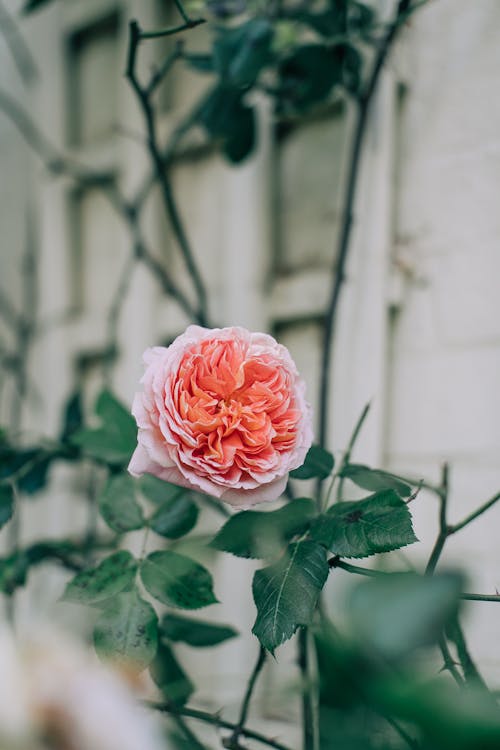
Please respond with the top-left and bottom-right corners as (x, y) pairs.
(126, 20), (209, 326)
(0, 0), (38, 84)
(227, 646), (267, 749)
(425, 463), (449, 575)
(334, 401), (371, 503)
(318, 0), (413, 450)
(438, 635), (464, 688)
(449, 491), (500, 534)
(145, 701), (292, 750)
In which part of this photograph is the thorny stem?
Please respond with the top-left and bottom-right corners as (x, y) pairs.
(318, 0), (414, 451)
(145, 701), (292, 750)
(126, 20), (209, 326)
(227, 646), (267, 749)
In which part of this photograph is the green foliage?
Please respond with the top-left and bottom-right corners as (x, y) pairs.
(61, 551), (138, 605)
(0, 485), (14, 529)
(198, 85), (255, 163)
(140, 550), (217, 609)
(71, 389), (137, 466)
(340, 462), (413, 498)
(290, 445), (334, 480)
(149, 493), (199, 539)
(311, 489), (417, 558)
(347, 571), (463, 659)
(160, 613), (238, 647)
(98, 475), (145, 533)
(211, 497), (316, 558)
(0, 540), (91, 595)
(213, 18), (274, 88)
(139, 474), (185, 505)
(93, 587), (158, 672)
(252, 540), (328, 652)
(22, 0), (56, 13)
(150, 641), (194, 705)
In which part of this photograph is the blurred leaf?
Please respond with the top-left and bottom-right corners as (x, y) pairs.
(61, 551), (137, 605)
(150, 493), (199, 539)
(214, 19), (273, 87)
(198, 85), (256, 163)
(184, 53), (214, 73)
(340, 463), (412, 498)
(252, 540), (328, 652)
(141, 550), (217, 609)
(160, 613), (237, 647)
(60, 390), (83, 443)
(311, 489), (417, 558)
(290, 445), (334, 480)
(211, 498), (316, 559)
(94, 588), (158, 672)
(0, 442), (55, 495)
(0, 551), (29, 595)
(22, 0), (56, 13)
(0, 485), (14, 529)
(99, 475), (145, 534)
(278, 44), (342, 111)
(150, 641), (194, 705)
(139, 475), (183, 505)
(347, 572), (463, 659)
(71, 389), (137, 465)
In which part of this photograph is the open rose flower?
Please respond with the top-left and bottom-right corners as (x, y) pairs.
(128, 325), (313, 508)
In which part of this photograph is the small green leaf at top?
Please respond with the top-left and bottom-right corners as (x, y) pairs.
(160, 613), (238, 647)
(93, 587), (158, 672)
(0, 485), (14, 530)
(61, 551), (137, 606)
(211, 498), (316, 559)
(347, 572), (463, 659)
(140, 550), (217, 610)
(290, 446), (334, 480)
(150, 641), (194, 705)
(311, 489), (417, 559)
(150, 493), (199, 539)
(340, 463), (413, 498)
(22, 0), (55, 12)
(98, 475), (145, 534)
(252, 540), (328, 653)
(71, 389), (137, 466)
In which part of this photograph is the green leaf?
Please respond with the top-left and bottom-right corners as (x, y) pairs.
(150, 494), (199, 539)
(71, 389), (137, 465)
(290, 446), (334, 480)
(0, 551), (29, 595)
(22, 0), (55, 13)
(160, 613), (238, 647)
(150, 642), (194, 705)
(139, 475), (184, 506)
(278, 44), (343, 111)
(340, 463), (413, 498)
(141, 551), (217, 609)
(311, 489), (417, 558)
(252, 540), (328, 652)
(211, 498), (316, 559)
(347, 572), (463, 659)
(198, 85), (256, 163)
(99, 475), (145, 533)
(0, 485), (14, 529)
(60, 390), (83, 443)
(93, 588), (158, 672)
(214, 19), (273, 88)
(61, 551), (137, 605)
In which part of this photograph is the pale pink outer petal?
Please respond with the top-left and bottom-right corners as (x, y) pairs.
(219, 474), (289, 509)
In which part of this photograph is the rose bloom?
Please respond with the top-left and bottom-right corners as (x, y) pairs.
(129, 325), (313, 508)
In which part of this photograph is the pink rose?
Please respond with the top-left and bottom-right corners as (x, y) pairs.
(128, 325), (313, 508)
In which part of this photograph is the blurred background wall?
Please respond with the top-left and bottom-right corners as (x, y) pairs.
(1, 0), (500, 718)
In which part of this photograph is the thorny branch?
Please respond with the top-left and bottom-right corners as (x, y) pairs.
(225, 646), (267, 749)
